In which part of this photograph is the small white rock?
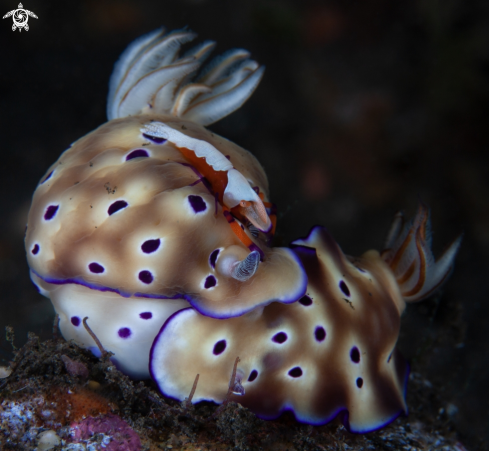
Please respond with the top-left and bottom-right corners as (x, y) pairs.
(37, 429), (61, 450)
(0, 366), (12, 378)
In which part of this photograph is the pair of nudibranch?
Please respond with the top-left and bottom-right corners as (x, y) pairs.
(25, 28), (461, 433)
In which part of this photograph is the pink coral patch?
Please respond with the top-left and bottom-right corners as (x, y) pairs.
(69, 414), (141, 451)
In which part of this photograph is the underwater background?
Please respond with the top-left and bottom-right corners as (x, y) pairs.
(0, 0), (488, 448)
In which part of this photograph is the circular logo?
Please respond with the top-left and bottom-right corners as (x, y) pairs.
(13, 9), (27, 28)
(3, 3), (38, 32)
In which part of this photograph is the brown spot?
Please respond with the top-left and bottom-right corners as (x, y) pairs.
(104, 182), (117, 195)
(343, 298), (355, 310)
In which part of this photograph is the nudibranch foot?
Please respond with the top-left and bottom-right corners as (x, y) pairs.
(31, 272), (190, 380)
(150, 227), (409, 432)
(381, 203), (462, 302)
(108, 27), (264, 126)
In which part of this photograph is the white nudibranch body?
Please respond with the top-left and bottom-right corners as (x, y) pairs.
(25, 27), (460, 432)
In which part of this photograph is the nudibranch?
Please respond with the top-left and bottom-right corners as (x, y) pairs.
(150, 204), (461, 432)
(25, 28), (306, 378)
(24, 26), (461, 434)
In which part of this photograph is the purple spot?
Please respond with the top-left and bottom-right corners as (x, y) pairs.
(139, 270), (153, 284)
(356, 266), (366, 273)
(225, 155), (231, 160)
(71, 316), (81, 327)
(314, 326), (326, 342)
(387, 353), (392, 363)
(41, 170), (54, 184)
(288, 367), (303, 378)
(209, 249), (220, 268)
(204, 275), (216, 289)
(44, 205), (59, 220)
(248, 370), (258, 382)
(299, 296), (313, 306)
(213, 340), (226, 355)
(139, 312), (153, 320)
(356, 377), (363, 388)
(108, 200), (128, 216)
(126, 149), (149, 160)
(350, 346), (360, 363)
(88, 262), (105, 274)
(118, 327), (131, 339)
(272, 332), (288, 344)
(339, 280), (350, 296)
(188, 195), (207, 213)
(31, 244), (40, 255)
(141, 239), (161, 254)
(143, 133), (167, 144)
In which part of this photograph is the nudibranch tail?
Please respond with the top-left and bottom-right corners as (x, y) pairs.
(108, 27), (264, 126)
(150, 226), (409, 432)
(382, 203), (462, 302)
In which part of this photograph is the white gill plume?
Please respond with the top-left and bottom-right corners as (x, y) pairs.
(107, 28), (264, 126)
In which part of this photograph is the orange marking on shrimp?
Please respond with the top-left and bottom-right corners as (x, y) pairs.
(176, 144), (273, 236)
(179, 143), (272, 244)
(223, 208), (255, 249)
(177, 146), (228, 203)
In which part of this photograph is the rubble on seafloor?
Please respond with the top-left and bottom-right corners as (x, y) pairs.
(0, 331), (470, 451)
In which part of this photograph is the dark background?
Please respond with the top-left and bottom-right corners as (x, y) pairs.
(1, 0), (488, 448)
